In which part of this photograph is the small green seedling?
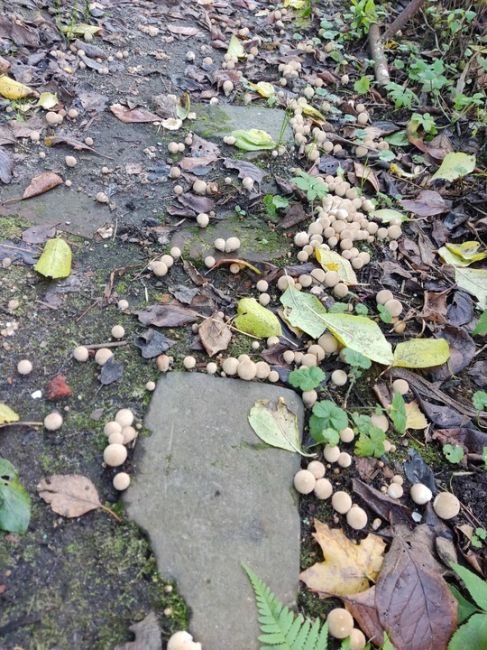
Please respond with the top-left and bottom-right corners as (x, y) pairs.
(310, 400), (348, 445)
(353, 413), (386, 458)
(288, 367), (325, 392)
(472, 391), (487, 411)
(443, 444), (465, 464)
(471, 527), (486, 549)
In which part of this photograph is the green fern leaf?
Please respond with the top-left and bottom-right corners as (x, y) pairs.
(243, 565), (328, 650)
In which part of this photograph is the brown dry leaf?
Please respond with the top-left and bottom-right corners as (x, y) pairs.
(400, 190), (451, 217)
(343, 587), (384, 647)
(405, 401), (428, 429)
(137, 303), (200, 327)
(299, 520), (386, 597)
(45, 134), (96, 153)
(167, 24), (201, 37)
(353, 161), (380, 192)
(114, 612), (161, 650)
(110, 103), (161, 123)
(352, 479), (411, 525)
(22, 172), (63, 199)
(37, 474), (101, 518)
(417, 291), (448, 324)
(375, 524), (457, 650)
(198, 312), (232, 357)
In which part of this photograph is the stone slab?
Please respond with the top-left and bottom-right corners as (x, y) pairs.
(124, 372), (303, 650)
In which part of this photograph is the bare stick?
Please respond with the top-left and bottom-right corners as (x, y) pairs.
(368, 23), (390, 86)
(383, 0), (426, 40)
(85, 341), (129, 350)
(0, 421), (42, 429)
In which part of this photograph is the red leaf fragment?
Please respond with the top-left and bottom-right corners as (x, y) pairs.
(46, 375), (72, 400)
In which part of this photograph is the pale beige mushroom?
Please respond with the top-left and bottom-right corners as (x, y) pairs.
(293, 469), (316, 494)
(327, 608), (354, 639)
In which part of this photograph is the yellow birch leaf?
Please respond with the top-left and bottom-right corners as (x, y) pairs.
(405, 401), (428, 430)
(393, 338), (450, 368)
(445, 241), (487, 265)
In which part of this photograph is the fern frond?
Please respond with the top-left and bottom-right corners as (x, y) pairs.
(243, 564), (328, 650)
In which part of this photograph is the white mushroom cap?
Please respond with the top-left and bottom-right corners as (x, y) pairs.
(73, 346), (89, 362)
(346, 505), (368, 530)
(104, 421), (122, 437)
(115, 408), (134, 427)
(392, 378), (409, 395)
(307, 460), (325, 479)
(206, 362), (218, 374)
(340, 427), (355, 443)
(332, 490), (352, 514)
(293, 469), (316, 494)
(146, 380), (156, 391)
(118, 299), (129, 311)
(331, 369), (347, 386)
(349, 628), (367, 650)
(17, 359), (33, 375)
(255, 361), (271, 379)
(268, 370), (280, 383)
(314, 478), (333, 500)
(183, 356), (196, 369)
(327, 608), (354, 639)
(113, 472), (131, 491)
(410, 483), (433, 505)
(111, 325), (125, 339)
(433, 492), (460, 519)
(103, 443), (127, 467)
(167, 630), (202, 650)
(108, 432), (124, 445)
(324, 445), (341, 463)
(337, 452), (352, 468)
(94, 348), (113, 366)
(122, 426), (137, 444)
(387, 483), (404, 499)
(302, 390), (318, 407)
(370, 413), (389, 432)
(237, 359), (257, 381)
(222, 357), (239, 376)
(44, 412), (63, 431)
(376, 289), (393, 305)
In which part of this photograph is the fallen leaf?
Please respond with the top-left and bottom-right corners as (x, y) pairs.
(37, 92), (58, 110)
(198, 313), (232, 356)
(299, 520), (386, 597)
(37, 475), (102, 518)
(403, 449), (436, 493)
(371, 208), (408, 223)
(248, 397), (305, 454)
(45, 134), (96, 153)
(248, 81), (275, 98)
(315, 249), (358, 285)
(417, 291), (448, 324)
(61, 23), (100, 39)
(134, 329), (176, 359)
(22, 172), (63, 199)
(405, 401), (428, 429)
(430, 152), (476, 183)
(280, 286), (329, 338)
(343, 587), (384, 647)
(167, 24), (201, 37)
(393, 338), (450, 368)
(22, 224), (56, 244)
(0, 404), (20, 425)
(99, 358), (124, 385)
(352, 479), (411, 525)
(227, 34), (245, 58)
(354, 162), (380, 192)
(400, 190), (451, 217)
(161, 117), (182, 130)
(223, 158), (265, 184)
(231, 128), (276, 151)
(431, 326), (476, 381)
(432, 427), (487, 455)
(445, 241), (487, 265)
(0, 458), (31, 534)
(114, 612), (162, 650)
(137, 303), (200, 327)
(46, 375), (72, 400)
(235, 298), (282, 338)
(454, 267), (487, 309)
(375, 524), (457, 650)
(34, 238), (72, 280)
(110, 103), (161, 123)
(0, 75), (35, 100)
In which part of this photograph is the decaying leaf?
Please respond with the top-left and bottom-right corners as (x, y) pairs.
(34, 238), (72, 280)
(198, 313), (232, 357)
(37, 474), (102, 518)
(37, 92), (58, 110)
(375, 524), (457, 650)
(299, 520), (386, 596)
(110, 103), (161, 123)
(0, 75), (35, 100)
(315, 249), (358, 285)
(400, 190), (451, 217)
(248, 397), (306, 454)
(114, 612), (162, 650)
(0, 404), (20, 425)
(371, 208), (408, 223)
(393, 338), (450, 368)
(405, 401), (428, 429)
(430, 152), (476, 183)
(235, 298), (282, 338)
(343, 587), (384, 647)
(137, 303), (200, 327)
(230, 128), (276, 151)
(354, 162), (380, 192)
(22, 172), (63, 199)
(227, 34), (245, 59)
(454, 267), (487, 309)
(445, 241), (487, 265)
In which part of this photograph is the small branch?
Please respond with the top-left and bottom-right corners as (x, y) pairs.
(85, 340), (129, 350)
(0, 421), (42, 429)
(368, 23), (390, 86)
(383, 0), (426, 40)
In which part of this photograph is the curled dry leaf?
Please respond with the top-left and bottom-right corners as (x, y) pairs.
(352, 479), (411, 525)
(343, 587), (384, 647)
(299, 519), (386, 597)
(23, 172), (63, 199)
(110, 103), (161, 123)
(37, 474), (102, 518)
(198, 312), (232, 357)
(400, 190), (451, 217)
(137, 303), (200, 327)
(353, 161), (380, 192)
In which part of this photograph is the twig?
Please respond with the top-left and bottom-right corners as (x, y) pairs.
(368, 23), (390, 86)
(0, 421), (42, 429)
(85, 340), (129, 350)
(383, 0), (426, 40)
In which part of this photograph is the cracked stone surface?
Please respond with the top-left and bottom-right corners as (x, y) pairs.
(124, 372), (303, 650)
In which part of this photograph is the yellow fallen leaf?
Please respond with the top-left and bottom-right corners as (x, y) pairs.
(300, 520), (386, 596)
(405, 401), (428, 430)
(0, 404), (20, 425)
(0, 75), (35, 100)
(445, 241), (487, 265)
(248, 81), (275, 98)
(37, 92), (58, 110)
(393, 338), (450, 368)
(315, 249), (358, 285)
(301, 102), (325, 122)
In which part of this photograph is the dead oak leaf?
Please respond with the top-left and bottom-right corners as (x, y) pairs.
(299, 519), (386, 597)
(198, 312), (232, 357)
(37, 474), (102, 518)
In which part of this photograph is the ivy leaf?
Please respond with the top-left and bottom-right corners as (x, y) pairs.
(443, 444), (465, 464)
(472, 391), (487, 411)
(309, 415), (340, 445)
(390, 392), (406, 434)
(0, 458), (31, 534)
(288, 367), (325, 392)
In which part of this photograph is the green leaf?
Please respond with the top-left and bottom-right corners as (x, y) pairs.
(263, 194), (289, 218)
(382, 632), (395, 650)
(0, 404), (20, 424)
(37, 91), (58, 110)
(454, 267), (487, 309)
(353, 414), (386, 458)
(0, 457), (31, 534)
(385, 130), (410, 146)
(248, 81), (276, 98)
(473, 391), (487, 411)
(341, 348), (371, 369)
(377, 303), (392, 323)
(371, 208), (408, 223)
(450, 563), (487, 611)
(243, 564), (329, 650)
(309, 416), (340, 445)
(281, 286), (329, 338)
(235, 298), (282, 338)
(315, 249), (358, 285)
(353, 76), (370, 94)
(248, 398), (310, 455)
(443, 444), (465, 464)
(292, 171), (328, 202)
(288, 367), (325, 392)
(393, 338), (450, 368)
(431, 152), (476, 183)
(390, 392), (406, 434)
(312, 400), (348, 433)
(448, 614), (487, 649)
(230, 128), (276, 151)
(34, 238), (72, 279)
(355, 304), (368, 316)
(227, 34), (245, 58)
(445, 241), (487, 265)
(472, 311), (487, 336)
(449, 583), (480, 624)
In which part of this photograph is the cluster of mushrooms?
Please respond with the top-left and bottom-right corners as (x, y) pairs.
(102, 408), (138, 491)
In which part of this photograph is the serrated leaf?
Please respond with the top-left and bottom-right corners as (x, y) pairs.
(227, 34), (245, 58)
(371, 208), (408, 223)
(37, 91), (58, 110)
(315, 249), (358, 285)
(0, 458), (31, 534)
(450, 563), (487, 611)
(390, 392), (406, 434)
(34, 238), (72, 279)
(431, 152), (476, 183)
(443, 444), (464, 464)
(393, 338), (450, 368)
(473, 391), (487, 411)
(248, 397), (309, 455)
(341, 348), (371, 369)
(288, 367), (325, 392)
(0, 404), (20, 424)
(448, 614), (487, 649)
(235, 298), (281, 338)
(230, 128), (276, 151)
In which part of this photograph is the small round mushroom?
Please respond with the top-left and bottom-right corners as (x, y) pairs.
(268, 370), (280, 383)
(346, 505), (368, 530)
(170, 246), (182, 259)
(225, 236), (241, 252)
(118, 299), (129, 311)
(104, 443), (127, 467)
(337, 452), (352, 468)
(167, 631), (202, 650)
(391, 474), (404, 485)
(237, 359), (257, 381)
(327, 608), (354, 639)
(204, 256), (216, 268)
(145, 380), (156, 391)
(108, 432), (124, 445)
(370, 413), (389, 432)
(95, 348), (113, 366)
(331, 369), (348, 386)
(115, 408), (134, 427)
(293, 469), (316, 494)
(214, 238), (226, 252)
(324, 445), (341, 463)
(255, 361), (271, 380)
(17, 359), (33, 375)
(433, 492), (460, 520)
(122, 426), (137, 444)
(376, 289), (393, 305)
(104, 421), (122, 437)
(222, 357), (239, 376)
(44, 411), (63, 431)
(73, 346), (89, 362)
(111, 325), (125, 339)
(349, 628), (367, 650)
(410, 483), (433, 505)
(302, 390), (318, 408)
(387, 483), (404, 499)
(156, 354), (172, 373)
(183, 356), (196, 370)
(206, 362), (218, 374)
(193, 179), (207, 195)
(96, 191), (109, 204)
(332, 490), (352, 514)
(150, 261), (168, 277)
(65, 155), (77, 168)
(340, 427), (355, 443)
(256, 280), (268, 292)
(242, 176), (254, 191)
(307, 460), (326, 479)
(314, 477), (333, 500)
(113, 472), (131, 491)
(384, 298), (403, 317)
(196, 212), (209, 228)
(392, 378), (409, 395)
